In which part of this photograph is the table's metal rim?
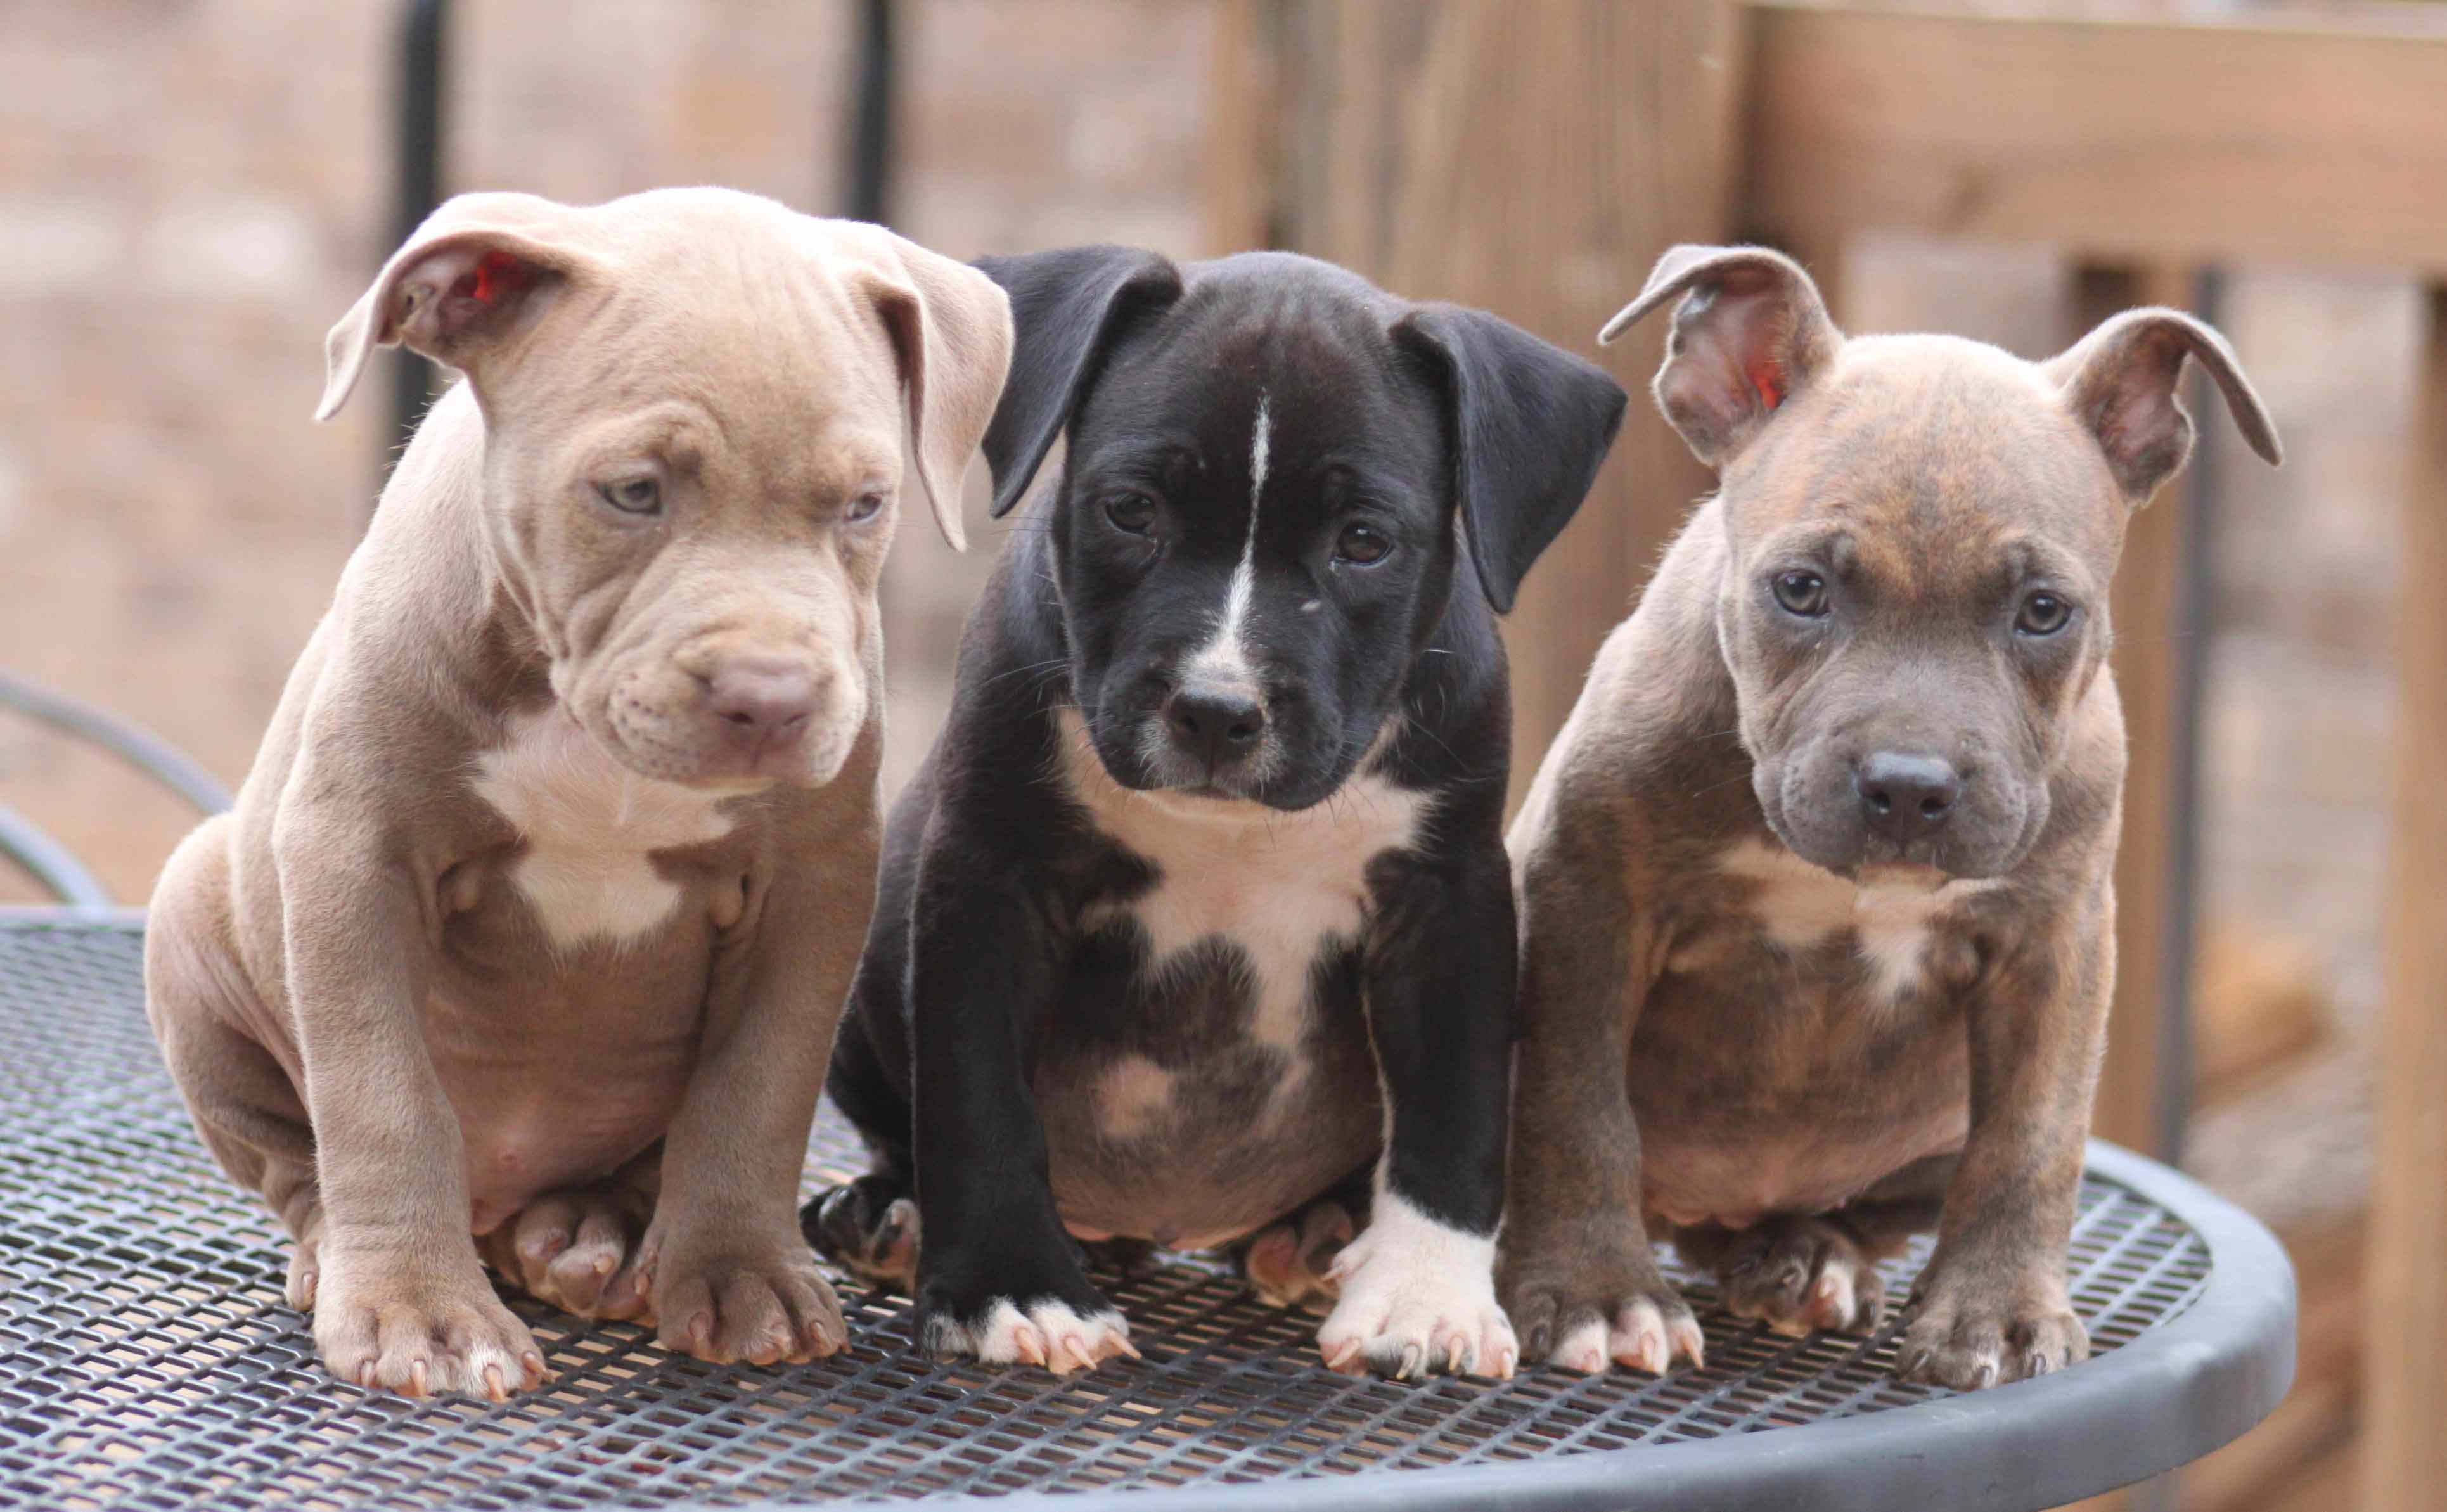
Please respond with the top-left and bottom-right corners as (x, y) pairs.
(0, 913), (2298, 1512)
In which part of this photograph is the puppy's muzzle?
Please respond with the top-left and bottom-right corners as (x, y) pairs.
(702, 652), (823, 755)
(1163, 684), (1268, 773)
(1853, 751), (1963, 845)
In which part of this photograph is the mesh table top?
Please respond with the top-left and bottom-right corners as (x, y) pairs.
(0, 914), (2293, 1512)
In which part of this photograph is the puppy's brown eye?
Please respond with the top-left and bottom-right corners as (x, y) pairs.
(596, 476), (662, 516)
(1105, 493), (1157, 534)
(844, 490), (885, 524)
(1771, 569), (1828, 617)
(2016, 590), (2073, 636)
(1335, 523), (1392, 565)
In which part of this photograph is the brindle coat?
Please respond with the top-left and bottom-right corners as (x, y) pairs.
(1501, 245), (2280, 1389)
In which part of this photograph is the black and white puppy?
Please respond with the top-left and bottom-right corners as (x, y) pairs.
(807, 247), (1626, 1379)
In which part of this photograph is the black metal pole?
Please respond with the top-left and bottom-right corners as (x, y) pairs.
(387, 0), (449, 486)
(845, 0), (896, 225)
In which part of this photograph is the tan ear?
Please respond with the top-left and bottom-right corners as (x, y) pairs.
(854, 239), (1015, 552)
(1598, 243), (1842, 468)
(2043, 307), (2283, 503)
(316, 192), (592, 422)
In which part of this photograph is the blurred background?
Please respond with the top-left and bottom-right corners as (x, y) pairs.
(1, 2), (2440, 1509)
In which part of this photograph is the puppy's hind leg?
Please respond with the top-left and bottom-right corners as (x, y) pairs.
(480, 1147), (661, 1324)
(802, 1001), (923, 1291)
(1238, 1167), (1366, 1314)
(1672, 1158), (1948, 1338)
(146, 824), (328, 1312)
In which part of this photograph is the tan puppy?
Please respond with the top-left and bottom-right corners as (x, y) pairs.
(144, 188), (1010, 1399)
(1502, 245), (2278, 1389)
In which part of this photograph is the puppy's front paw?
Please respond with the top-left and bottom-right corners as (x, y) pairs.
(483, 1184), (657, 1324)
(920, 1292), (1137, 1374)
(1317, 1196), (1515, 1381)
(1896, 1267), (2088, 1389)
(650, 1227), (846, 1367)
(1710, 1215), (1886, 1338)
(1502, 1218), (1704, 1376)
(314, 1255), (549, 1400)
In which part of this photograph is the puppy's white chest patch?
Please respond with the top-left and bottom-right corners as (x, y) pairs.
(1057, 710), (1427, 1053)
(1712, 838), (1994, 1003)
(471, 708), (742, 949)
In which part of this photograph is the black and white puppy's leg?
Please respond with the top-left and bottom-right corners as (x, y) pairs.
(1316, 844), (1517, 1381)
(805, 1004), (924, 1293)
(906, 831), (1134, 1374)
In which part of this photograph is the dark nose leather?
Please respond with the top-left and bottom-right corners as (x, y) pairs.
(1854, 751), (1963, 842)
(703, 655), (819, 742)
(1164, 687), (1266, 768)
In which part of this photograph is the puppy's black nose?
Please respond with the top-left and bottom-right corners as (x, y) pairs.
(1854, 752), (1962, 840)
(703, 655), (818, 741)
(1165, 687), (1266, 767)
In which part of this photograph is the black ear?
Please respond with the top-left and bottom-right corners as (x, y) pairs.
(971, 245), (1185, 518)
(1393, 305), (1628, 614)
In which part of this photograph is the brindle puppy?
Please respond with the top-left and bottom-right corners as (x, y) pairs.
(1501, 245), (2280, 1389)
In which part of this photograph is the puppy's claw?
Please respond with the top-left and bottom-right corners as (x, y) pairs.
(483, 1364), (507, 1403)
(407, 1359), (429, 1398)
(1323, 1336), (1362, 1373)
(1446, 1336), (1468, 1374)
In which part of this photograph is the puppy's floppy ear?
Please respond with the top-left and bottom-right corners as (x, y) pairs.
(854, 239), (1015, 551)
(1394, 305), (1628, 615)
(2043, 307), (2283, 504)
(972, 245), (1184, 518)
(1599, 243), (1841, 469)
(317, 191), (594, 422)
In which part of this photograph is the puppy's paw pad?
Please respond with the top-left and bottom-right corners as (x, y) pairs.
(802, 1179), (921, 1292)
(488, 1186), (655, 1322)
(315, 1272), (549, 1401)
(1718, 1217), (1885, 1338)
(655, 1240), (846, 1366)
(925, 1297), (1136, 1375)
(1243, 1200), (1353, 1314)
(1317, 1203), (1513, 1380)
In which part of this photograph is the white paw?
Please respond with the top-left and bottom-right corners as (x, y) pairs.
(927, 1297), (1138, 1376)
(1316, 1193), (1515, 1380)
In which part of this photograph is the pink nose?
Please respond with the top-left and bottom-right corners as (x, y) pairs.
(702, 655), (819, 741)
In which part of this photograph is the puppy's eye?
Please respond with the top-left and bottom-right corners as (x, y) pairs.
(844, 490), (886, 524)
(1335, 523), (1393, 565)
(1771, 569), (1828, 617)
(2016, 590), (2074, 636)
(1104, 493), (1157, 534)
(596, 476), (662, 516)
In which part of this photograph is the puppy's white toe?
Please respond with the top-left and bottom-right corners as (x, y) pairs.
(943, 1297), (1136, 1375)
(1315, 1195), (1513, 1381)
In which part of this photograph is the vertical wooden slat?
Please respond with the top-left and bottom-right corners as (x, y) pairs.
(2361, 284), (2447, 1511)
(1249, 0), (1745, 801)
(2071, 263), (2200, 1164)
(1200, 0), (1277, 257)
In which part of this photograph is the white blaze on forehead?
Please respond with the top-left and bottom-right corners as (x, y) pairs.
(1186, 392), (1271, 689)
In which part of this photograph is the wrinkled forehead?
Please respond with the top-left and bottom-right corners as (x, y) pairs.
(1726, 335), (2123, 587)
(508, 231), (904, 476)
(1076, 279), (1446, 505)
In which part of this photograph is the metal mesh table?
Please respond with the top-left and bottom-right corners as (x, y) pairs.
(0, 914), (2294, 1511)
